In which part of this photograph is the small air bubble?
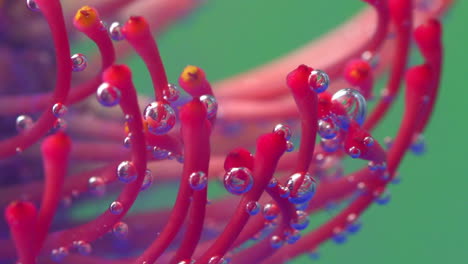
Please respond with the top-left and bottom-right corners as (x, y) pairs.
(16, 115), (33, 132)
(245, 201), (260, 216)
(113, 222), (129, 239)
(223, 167), (253, 195)
(164, 83), (181, 101)
(52, 103), (68, 118)
(308, 69), (329, 93)
(144, 101), (176, 135)
(188, 171), (207, 190)
(96, 82), (121, 107)
(200, 95), (218, 119)
(141, 169), (153, 191)
(26, 0), (40, 11)
(109, 22), (125, 41)
(273, 124), (292, 140)
(117, 161), (137, 183)
(109, 201), (124, 215)
(71, 53), (87, 72)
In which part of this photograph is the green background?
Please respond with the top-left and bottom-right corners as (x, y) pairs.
(126, 0), (467, 263)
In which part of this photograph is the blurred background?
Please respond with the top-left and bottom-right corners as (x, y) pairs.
(125, 0), (467, 263)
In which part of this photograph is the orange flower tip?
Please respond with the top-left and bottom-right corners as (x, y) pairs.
(344, 59), (371, 85)
(74, 6), (100, 30)
(5, 201), (37, 227)
(179, 65), (206, 88)
(41, 132), (72, 159)
(180, 99), (207, 123)
(103, 65), (132, 87)
(122, 16), (150, 37)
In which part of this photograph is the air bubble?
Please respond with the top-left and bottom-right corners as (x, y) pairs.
(348, 146), (361, 158)
(286, 141), (295, 152)
(88, 176), (106, 196)
(152, 146), (169, 159)
(109, 22), (125, 41)
(270, 235), (284, 249)
(164, 84), (180, 101)
(363, 136), (374, 147)
(96, 82), (121, 107)
(331, 88), (367, 127)
(113, 222), (129, 239)
(117, 161), (137, 183)
(245, 201), (260, 216)
(52, 118), (67, 132)
(50, 247), (68, 262)
(263, 203), (280, 221)
(71, 53), (87, 72)
(375, 190), (391, 205)
(52, 103), (67, 118)
(188, 171), (207, 190)
(200, 94), (218, 119)
(308, 69), (329, 93)
(141, 169), (153, 191)
(73, 240), (92, 256)
(223, 167), (253, 195)
(16, 115), (33, 132)
(286, 173), (316, 204)
(26, 0), (40, 11)
(273, 124), (292, 140)
(144, 101), (176, 135)
(290, 210), (310, 230)
(318, 118), (338, 139)
(109, 201), (124, 215)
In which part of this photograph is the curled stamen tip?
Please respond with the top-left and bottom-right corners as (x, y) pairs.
(41, 132), (72, 158)
(74, 6), (100, 29)
(179, 65), (205, 87)
(286, 64), (313, 92)
(122, 16), (150, 37)
(5, 201), (37, 227)
(103, 65), (132, 86)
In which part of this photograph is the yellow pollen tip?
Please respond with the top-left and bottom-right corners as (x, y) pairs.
(181, 65), (204, 85)
(74, 6), (99, 28)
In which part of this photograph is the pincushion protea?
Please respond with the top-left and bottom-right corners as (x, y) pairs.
(0, 0), (453, 263)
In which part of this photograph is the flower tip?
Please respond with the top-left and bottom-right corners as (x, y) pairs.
(180, 99), (207, 124)
(224, 148), (254, 171)
(103, 65), (132, 86)
(5, 201), (37, 227)
(414, 18), (442, 47)
(257, 133), (287, 157)
(41, 132), (72, 159)
(179, 65), (205, 88)
(344, 59), (371, 86)
(122, 16), (150, 37)
(286, 64), (313, 92)
(74, 6), (100, 30)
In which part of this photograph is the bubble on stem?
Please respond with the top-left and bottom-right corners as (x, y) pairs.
(109, 201), (124, 215)
(52, 103), (68, 118)
(363, 136), (374, 147)
(287, 173), (316, 204)
(308, 69), (330, 93)
(73, 240), (92, 255)
(348, 146), (361, 158)
(152, 146), (169, 159)
(50, 247), (68, 262)
(331, 88), (367, 127)
(113, 222), (129, 239)
(318, 118), (338, 139)
(200, 94), (218, 119)
(208, 256), (228, 264)
(273, 123), (292, 140)
(188, 171), (207, 190)
(290, 210), (310, 230)
(223, 167), (254, 195)
(16, 115), (34, 132)
(263, 203), (280, 221)
(144, 101), (176, 135)
(96, 83), (121, 107)
(270, 235), (285, 249)
(245, 201), (260, 215)
(164, 83), (181, 102)
(109, 22), (125, 41)
(117, 161), (137, 183)
(26, 0), (40, 12)
(285, 141), (295, 152)
(141, 169), (153, 191)
(88, 176), (106, 196)
(71, 53), (88, 72)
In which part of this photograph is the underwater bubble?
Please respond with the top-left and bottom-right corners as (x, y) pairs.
(16, 115), (34, 132)
(88, 176), (106, 196)
(290, 210), (310, 230)
(348, 146), (361, 158)
(52, 103), (68, 118)
(375, 190), (391, 205)
(141, 169), (153, 191)
(200, 94), (218, 119)
(308, 69), (330, 93)
(284, 228), (301, 244)
(363, 136), (375, 147)
(188, 171), (207, 190)
(50, 247), (68, 262)
(245, 201), (261, 216)
(144, 101), (176, 135)
(96, 82), (121, 107)
(285, 141), (295, 152)
(113, 222), (129, 239)
(109, 22), (125, 41)
(52, 118), (67, 133)
(71, 53), (87, 72)
(279, 185), (290, 198)
(321, 137), (341, 153)
(268, 177), (278, 188)
(26, 0), (40, 11)
(223, 167), (254, 195)
(109, 201), (124, 215)
(287, 173), (316, 204)
(263, 203), (280, 221)
(318, 118), (338, 139)
(164, 83), (181, 102)
(208, 256), (228, 264)
(270, 235), (284, 249)
(331, 88), (367, 127)
(73, 240), (92, 256)
(152, 146), (169, 159)
(273, 123), (292, 140)
(117, 161), (137, 183)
